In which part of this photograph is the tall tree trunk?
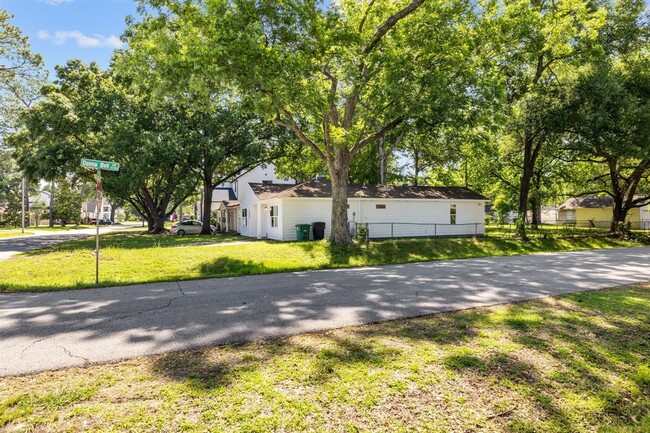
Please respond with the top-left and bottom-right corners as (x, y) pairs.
(146, 214), (154, 232)
(378, 135), (386, 184)
(413, 148), (420, 186)
(610, 202), (627, 233)
(515, 134), (538, 241)
(530, 196), (540, 228)
(201, 177), (214, 235)
(142, 191), (164, 233)
(109, 200), (116, 223)
(328, 148), (353, 246)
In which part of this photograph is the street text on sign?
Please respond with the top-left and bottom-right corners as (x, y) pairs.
(80, 158), (120, 172)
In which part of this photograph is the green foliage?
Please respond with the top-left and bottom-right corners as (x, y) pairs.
(559, 0), (650, 226)
(0, 9), (47, 138)
(0, 187), (22, 226)
(52, 179), (81, 226)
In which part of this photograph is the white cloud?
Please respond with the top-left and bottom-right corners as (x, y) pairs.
(40, 0), (74, 5)
(37, 30), (124, 49)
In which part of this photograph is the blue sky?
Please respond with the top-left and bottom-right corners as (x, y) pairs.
(0, 0), (137, 77)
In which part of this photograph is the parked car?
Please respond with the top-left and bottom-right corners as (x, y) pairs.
(170, 220), (217, 235)
(89, 218), (113, 225)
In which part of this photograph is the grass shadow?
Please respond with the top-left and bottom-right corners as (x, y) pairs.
(197, 256), (272, 277)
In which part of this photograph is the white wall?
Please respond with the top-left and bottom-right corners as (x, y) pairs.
(356, 199), (485, 238)
(279, 199), (332, 241)
(274, 198), (486, 241)
(232, 164), (295, 238)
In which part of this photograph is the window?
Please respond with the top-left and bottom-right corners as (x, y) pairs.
(450, 204), (457, 225)
(376, 204), (386, 209)
(270, 205), (278, 228)
(241, 208), (248, 226)
(103, 206), (109, 212)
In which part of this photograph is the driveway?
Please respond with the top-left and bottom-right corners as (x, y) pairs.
(1, 246), (649, 376)
(0, 224), (139, 260)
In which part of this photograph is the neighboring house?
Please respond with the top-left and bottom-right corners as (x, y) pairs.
(558, 196), (650, 229)
(212, 164), (488, 241)
(540, 206), (559, 224)
(81, 200), (112, 220)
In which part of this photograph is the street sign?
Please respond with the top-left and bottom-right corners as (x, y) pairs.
(81, 158), (120, 172)
(80, 158), (120, 286)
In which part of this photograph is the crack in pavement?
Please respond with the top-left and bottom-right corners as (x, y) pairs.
(58, 345), (89, 363)
(19, 294), (184, 358)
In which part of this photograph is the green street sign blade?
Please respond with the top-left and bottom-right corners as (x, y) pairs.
(81, 158), (120, 172)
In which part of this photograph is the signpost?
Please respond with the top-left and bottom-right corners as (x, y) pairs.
(81, 158), (120, 285)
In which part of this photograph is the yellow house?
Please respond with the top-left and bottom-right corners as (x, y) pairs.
(558, 196), (650, 229)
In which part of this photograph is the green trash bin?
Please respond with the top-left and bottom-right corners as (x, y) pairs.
(295, 224), (311, 241)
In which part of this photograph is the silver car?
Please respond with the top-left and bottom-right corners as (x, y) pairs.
(170, 220), (217, 235)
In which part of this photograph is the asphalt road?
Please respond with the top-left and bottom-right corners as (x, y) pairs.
(1, 246), (649, 377)
(0, 225), (138, 260)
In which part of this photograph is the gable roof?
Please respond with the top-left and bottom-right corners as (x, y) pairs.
(213, 187), (237, 201)
(250, 180), (488, 201)
(559, 196), (614, 210)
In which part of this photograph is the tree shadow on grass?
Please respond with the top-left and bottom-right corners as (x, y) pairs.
(197, 257), (273, 278)
(143, 288), (650, 430)
(152, 350), (233, 391)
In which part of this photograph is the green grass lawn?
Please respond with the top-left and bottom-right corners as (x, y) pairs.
(1, 284), (648, 432)
(0, 231), (647, 292)
(0, 230), (34, 239)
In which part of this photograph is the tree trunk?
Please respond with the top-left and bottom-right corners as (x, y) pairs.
(142, 193), (164, 234)
(328, 148), (354, 246)
(610, 202), (628, 233)
(530, 196), (540, 229)
(201, 177), (214, 235)
(515, 135), (536, 241)
(378, 134), (386, 184)
(109, 200), (116, 223)
(413, 148), (420, 186)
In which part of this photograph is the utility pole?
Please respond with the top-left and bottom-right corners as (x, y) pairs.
(49, 179), (55, 227)
(21, 177), (26, 234)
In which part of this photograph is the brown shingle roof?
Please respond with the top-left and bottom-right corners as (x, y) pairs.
(250, 181), (488, 201)
(559, 196), (614, 209)
(249, 183), (298, 200)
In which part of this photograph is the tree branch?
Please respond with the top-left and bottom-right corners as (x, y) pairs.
(363, 0), (427, 55)
(351, 117), (404, 157)
(358, 0), (378, 33)
(275, 110), (327, 162)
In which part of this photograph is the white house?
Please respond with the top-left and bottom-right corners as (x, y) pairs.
(212, 164), (488, 241)
(211, 164), (296, 233)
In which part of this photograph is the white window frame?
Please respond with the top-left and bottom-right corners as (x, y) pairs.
(270, 205), (279, 228)
(241, 208), (248, 226)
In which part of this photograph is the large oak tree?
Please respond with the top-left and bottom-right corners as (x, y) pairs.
(130, 0), (488, 245)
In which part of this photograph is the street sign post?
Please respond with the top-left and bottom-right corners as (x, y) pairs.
(81, 158), (120, 286)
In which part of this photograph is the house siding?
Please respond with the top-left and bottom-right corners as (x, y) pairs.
(273, 198), (486, 241)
